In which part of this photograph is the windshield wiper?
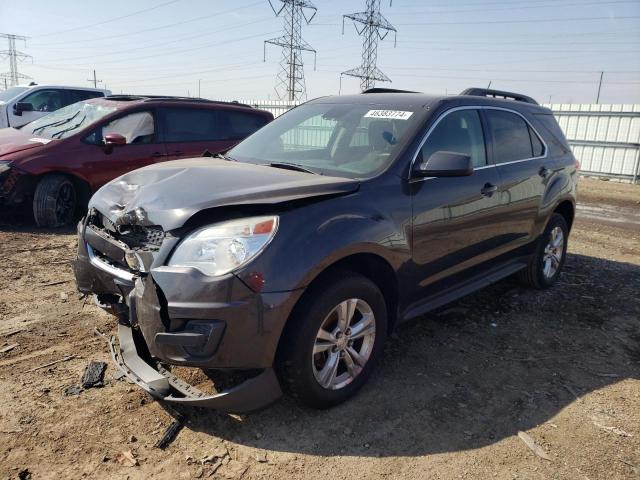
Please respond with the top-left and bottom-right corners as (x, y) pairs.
(50, 114), (87, 139)
(32, 111), (80, 135)
(269, 162), (319, 175)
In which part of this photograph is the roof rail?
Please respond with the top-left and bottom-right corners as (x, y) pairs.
(103, 95), (253, 108)
(460, 88), (538, 105)
(362, 88), (420, 94)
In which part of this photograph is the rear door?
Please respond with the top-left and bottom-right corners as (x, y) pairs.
(409, 108), (505, 301)
(159, 107), (237, 160)
(484, 108), (549, 248)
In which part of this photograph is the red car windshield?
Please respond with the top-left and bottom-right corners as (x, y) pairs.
(24, 101), (117, 140)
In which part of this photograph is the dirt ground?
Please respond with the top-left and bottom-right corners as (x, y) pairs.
(0, 177), (638, 480)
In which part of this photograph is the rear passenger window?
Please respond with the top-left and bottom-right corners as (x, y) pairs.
(486, 110), (537, 163)
(162, 108), (219, 142)
(421, 109), (487, 168)
(218, 110), (269, 140)
(67, 90), (104, 104)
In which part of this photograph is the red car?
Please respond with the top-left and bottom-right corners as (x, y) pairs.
(0, 96), (273, 227)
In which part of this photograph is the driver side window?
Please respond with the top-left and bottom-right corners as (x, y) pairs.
(420, 109), (487, 168)
(21, 89), (65, 112)
(86, 111), (156, 145)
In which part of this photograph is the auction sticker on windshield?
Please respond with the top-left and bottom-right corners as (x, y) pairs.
(364, 110), (413, 120)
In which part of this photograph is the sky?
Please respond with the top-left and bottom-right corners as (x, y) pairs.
(0, 0), (639, 104)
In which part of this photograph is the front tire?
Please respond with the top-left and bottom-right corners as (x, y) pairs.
(518, 213), (569, 289)
(33, 174), (77, 228)
(276, 273), (388, 409)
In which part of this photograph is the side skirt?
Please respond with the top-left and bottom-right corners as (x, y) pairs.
(400, 257), (529, 322)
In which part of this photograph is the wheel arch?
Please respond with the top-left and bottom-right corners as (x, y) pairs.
(284, 252), (400, 337)
(553, 199), (575, 231)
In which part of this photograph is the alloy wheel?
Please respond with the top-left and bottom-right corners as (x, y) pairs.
(312, 298), (376, 390)
(542, 226), (564, 278)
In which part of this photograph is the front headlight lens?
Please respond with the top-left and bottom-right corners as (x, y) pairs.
(0, 161), (11, 174)
(168, 216), (278, 276)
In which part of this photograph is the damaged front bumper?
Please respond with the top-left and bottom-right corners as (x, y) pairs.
(74, 213), (300, 412)
(98, 324), (282, 413)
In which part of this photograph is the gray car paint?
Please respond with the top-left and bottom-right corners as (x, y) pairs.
(90, 157), (360, 230)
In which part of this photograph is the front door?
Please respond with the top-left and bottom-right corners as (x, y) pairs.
(9, 89), (67, 127)
(80, 110), (166, 189)
(409, 108), (505, 305)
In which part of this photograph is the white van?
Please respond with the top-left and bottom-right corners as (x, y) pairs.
(0, 84), (111, 128)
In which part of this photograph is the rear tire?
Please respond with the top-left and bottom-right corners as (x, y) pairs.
(518, 213), (568, 289)
(276, 272), (388, 409)
(33, 174), (77, 228)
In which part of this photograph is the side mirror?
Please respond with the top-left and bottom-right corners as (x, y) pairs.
(104, 133), (127, 146)
(415, 151), (474, 177)
(14, 102), (34, 116)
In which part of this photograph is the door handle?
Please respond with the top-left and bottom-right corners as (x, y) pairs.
(481, 183), (498, 197)
(171, 150), (184, 156)
(151, 152), (164, 158)
(539, 166), (551, 178)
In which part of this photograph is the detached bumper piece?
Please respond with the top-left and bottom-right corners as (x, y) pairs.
(100, 323), (282, 413)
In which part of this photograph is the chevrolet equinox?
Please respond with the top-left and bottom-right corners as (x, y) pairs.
(73, 88), (578, 412)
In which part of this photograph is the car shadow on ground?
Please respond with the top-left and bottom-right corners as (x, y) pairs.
(0, 210), (76, 235)
(183, 252), (639, 457)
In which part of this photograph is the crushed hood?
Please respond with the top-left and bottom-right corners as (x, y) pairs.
(90, 158), (359, 230)
(0, 127), (52, 157)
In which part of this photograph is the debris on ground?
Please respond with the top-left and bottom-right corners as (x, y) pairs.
(154, 411), (185, 450)
(517, 431), (552, 461)
(63, 385), (83, 396)
(17, 468), (31, 480)
(0, 343), (18, 353)
(255, 452), (268, 463)
(80, 361), (107, 388)
(27, 355), (76, 372)
(201, 445), (229, 465)
(592, 420), (634, 437)
(115, 450), (138, 467)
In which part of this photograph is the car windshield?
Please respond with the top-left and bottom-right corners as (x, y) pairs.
(228, 103), (422, 178)
(23, 101), (117, 139)
(0, 86), (28, 102)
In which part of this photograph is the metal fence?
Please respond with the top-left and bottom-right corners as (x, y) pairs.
(543, 104), (640, 183)
(237, 99), (640, 184)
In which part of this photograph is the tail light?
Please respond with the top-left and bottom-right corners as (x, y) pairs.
(574, 157), (581, 171)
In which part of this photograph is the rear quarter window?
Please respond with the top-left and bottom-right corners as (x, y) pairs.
(533, 113), (571, 156)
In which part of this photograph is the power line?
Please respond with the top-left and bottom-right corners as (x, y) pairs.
(341, 0), (397, 92)
(34, 0), (181, 38)
(40, 17), (273, 62)
(29, 1), (263, 47)
(394, 15), (640, 26)
(0, 33), (32, 87)
(264, 0), (318, 102)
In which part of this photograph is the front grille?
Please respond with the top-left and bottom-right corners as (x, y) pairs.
(88, 209), (165, 251)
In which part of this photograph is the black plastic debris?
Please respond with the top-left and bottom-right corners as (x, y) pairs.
(81, 361), (107, 388)
(63, 385), (83, 396)
(154, 406), (185, 450)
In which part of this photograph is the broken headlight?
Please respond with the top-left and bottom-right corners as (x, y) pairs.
(168, 216), (278, 276)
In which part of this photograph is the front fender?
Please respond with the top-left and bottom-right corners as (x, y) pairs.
(235, 185), (411, 293)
